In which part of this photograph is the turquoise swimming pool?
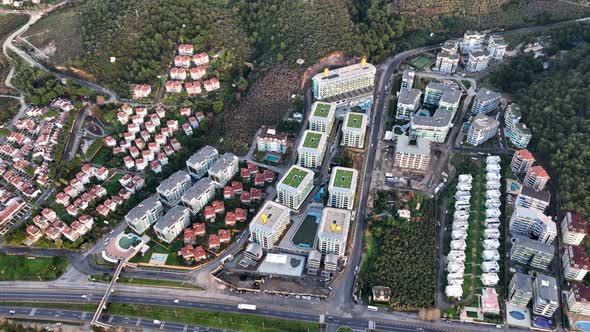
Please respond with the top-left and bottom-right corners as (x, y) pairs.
(576, 321), (590, 331)
(265, 154), (281, 162)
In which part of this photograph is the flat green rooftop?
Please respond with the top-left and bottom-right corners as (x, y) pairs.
(303, 131), (323, 149)
(346, 113), (364, 129)
(282, 167), (311, 188)
(313, 103), (332, 118)
(333, 169), (354, 188)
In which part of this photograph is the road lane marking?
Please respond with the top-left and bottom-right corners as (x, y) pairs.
(28, 308), (36, 316)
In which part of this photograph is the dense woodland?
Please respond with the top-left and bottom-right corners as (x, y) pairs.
(489, 23), (590, 217)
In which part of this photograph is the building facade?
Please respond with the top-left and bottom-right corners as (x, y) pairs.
(186, 145), (219, 179)
(567, 284), (590, 316)
(309, 102), (336, 134)
(511, 149), (535, 175)
(510, 235), (554, 270)
(508, 273), (533, 307)
(312, 61), (376, 100)
(411, 108), (453, 143)
(471, 88), (501, 114)
(401, 69), (415, 90)
(466, 50), (491, 72)
(524, 165), (550, 191)
(509, 123), (532, 149)
(396, 88), (421, 120)
(276, 165), (314, 210)
(532, 274), (559, 318)
(487, 35), (507, 60)
(249, 201), (291, 250)
(156, 170), (192, 206)
(394, 135), (431, 172)
(181, 178), (217, 215)
(505, 103), (522, 133)
(460, 30), (486, 53)
(341, 112), (367, 148)
(208, 153), (239, 186)
(562, 212), (588, 246)
(435, 51), (459, 74)
(509, 206), (556, 244)
(467, 114), (499, 146)
(515, 186), (550, 212)
(256, 126), (289, 154)
(297, 130), (328, 168)
(563, 245), (590, 281)
(125, 195), (164, 234)
(317, 208), (351, 256)
(153, 205), (191, 243)
(328, 167), (358, 210)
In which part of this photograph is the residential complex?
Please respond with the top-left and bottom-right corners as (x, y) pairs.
(567, 284), (590, 316)
(297, 130), (328, 168)
(153, 205), (191, 243)
(312, 60), (376, 100)
(396, 88), (421, 120)
(487, 35), (507, 60)
(276, 165), (314, 210)
(411, 108), (453, 143)
(510, 235), (554, 270)
(467, 114), (499, 146)
(181, 178), (217, 215)
(435, 50), (460, 74)
(186, 145), (219, 179)
(504, 103), (522, 132)
(508, 273), (533, 307)
(125, 195), (164, 234)
(438, 88), (462, 113)
(460, 30), (486, 53)
(401, 69), (415, 90)
(562, 212), (588, 246)
(328, 167), (358, 210)
(393, 135), (431, 172)
(341, 112), (367, 149)
(515, 186), (551, 212)
(256, 126), (289, 154)
(156, 170), (192, 206)
(562, 245), (590, 281)
(208, 153), (239, 186)
(317, 207), (351, 256)
(466, 50), (491, 73)
(511, 149), (535, 175)
(532, 274), (559, 318)
(524, 165), (550, 191)
(249, 201), (291, 250)
(309, 102), (336, 134)
(509, 206), (556, 244)
(509, 123), (532, 149)
(424, 82), (456, 107)
(471, 88), (501, 114)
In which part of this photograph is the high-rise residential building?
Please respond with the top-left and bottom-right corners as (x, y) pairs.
(208, 153), (239, 186)
(309, 102), (336, 134)
(341, 112), (367, 149)
(510, 235), (554, 270)
(328, 167), (358, 210)
(181, 178), (216, 215)
(567, 284), (590, 316)
(511, 149), (536, 175)
(424, 82), (458, 106)
(317, 207), (351, 256)
(435, 51), (460, 74)
(509, 206), (556, 244)
(153, 205), (191, 243)
(515, 186), (550, 212)
(186, 145), (219, 180)
(466, 50), (491, 72)
(125, 195), (164, 234)
(276, 165), (314, 210)
(249, 200), (291, 250)
(156, 170), (192, 206)
(396, 88), (422, 120)
(504, 103), (522, 133)
(394, 135), (431, 172)
(438, 88), (462, 114)
(472, 88), (501, 114)
(487, 35), (507, 60)
(467, 114), (499, 146)
(532, 274), (559, 318)
(312, 61), (376, 100)
(256, 126), (289, 154)
(401, 69), (415, 90)
(441, 39), (459, 53)
(562, 212), (588, 246)
(460, 30), (486, 53)
(509, 123), (532, 149)
(508, 273), (533, 307)
(410, 108), (453, 143)
(563, 245), (590, 281)
(524, 166), (550, 191)
(297, 130), (327, 168)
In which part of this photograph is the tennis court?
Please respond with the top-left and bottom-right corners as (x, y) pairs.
(409, 55), (433, 69)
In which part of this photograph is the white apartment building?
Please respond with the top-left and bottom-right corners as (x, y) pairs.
(186, 145), (219, 179)
(505, 103), (522, 132)
(466, 50), (491, 72)
(401, 69), (415, 90)
(328, 167), (358, 210)
(467, 114), (499, 146)
(424, 81), (455, 106)
(509, 206), (556, 244)
(317, 207), (351, 256)
(156, 170), (192, 206)
(511, 149), (535, 175)
(438, 88), (462, 113)
(472, 88), (501, 114)
(441, 39), (459, 53)
(341, 112), (367, 148)
(276, 165), (314, 210)
(249, 200), (291, 250)
(487, 35), (507, 60)
(309, 102), (336, 133)
(524, 166), (550, 191)
(256, 126), (289, 154)
(516, 186), (551, 212)
(181, 178), (217, 215)
(411, 108), (454, 143)
(562, 245), (590, 281)
(460, 30), (486, 53)
(208, 153), (239, 186)
(125, 195), (164, 234)
(509, 123), (532, 149)
(567, 284), (590, 316)
(394, 135), (431, 172)
(532, 274), (559, 318)
(396, 88), (421, 120)
(298, 130), (327, 169)
(562, 212), (587, 246)
(153, 205), (191, 243)
(312, 60), (376, 100)
(435, 51), (460, 74)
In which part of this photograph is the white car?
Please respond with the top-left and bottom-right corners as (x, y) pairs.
(173, 299), (179, 303)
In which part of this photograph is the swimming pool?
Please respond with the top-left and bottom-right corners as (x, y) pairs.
(118, 233), (140, 250)
(292, 212), (320, 248)
(509, 310), (526, 321)
(576, 321), (590, 331)
(264, 154), (281, 162)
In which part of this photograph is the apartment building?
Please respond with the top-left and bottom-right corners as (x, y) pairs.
(181, 177), (216, 215)
(186, 145), (219, 179)
(562, 245), (590, 281)
(394, 135), (431, 172)
(424, 82), (456, 106)
(509, 206), (556, 244)
(328, 167), (358, 210)
(524, 165), (550, 191)
(309, 102), (336, 134)
(435, 50), (460, 74)
(411, 108), (453, 143)
(256, 126), (289, 154)
(508, 273), (533, 307)
(487, 35), (507, 60)
(532, 274), (559, 318)
(208, 153), (239, 186)
(567, 284), (590, 316)
(510, 235), (554, 270)
(125, 195), (164, 234)
(467, 114), (499, 146)
(317, 208), (351, 256)
(505, 103), (522, 133)
(401, 69), (415, 90)
(471, 88), (501, 114)
(297, 130), (328, 169)
(153, 205), (191, 243)
(460, 30), (486, 53)
(312, 60), (376, 100)
(438, 88), (462, 114)
(249, 200), (291, 250)
(276, 165), (314, 210)
(441, 39), (459, 53)
(157, 170), (192, 206)
(396, 88), (421, 120)
(511, 149), (536, 175)
(516, 186), (550, 212)
(562, 212), (588, 246)
(509, 123), (532, 149)
(466, 50), (491, 72)
(341, 112), (367, 148)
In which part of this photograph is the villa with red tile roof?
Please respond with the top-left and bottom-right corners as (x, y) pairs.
(133, 85), (151, 99)
(208, 234), (220, 249)
(190, 66), (206, 80)
(165, 80), (183, 94)
(193, 52), (209, 66)
(170, 67), (187, 80)
(177, 44), (194, 55)
(185, 82), (202, 95)
(203, 78), (220, 92)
